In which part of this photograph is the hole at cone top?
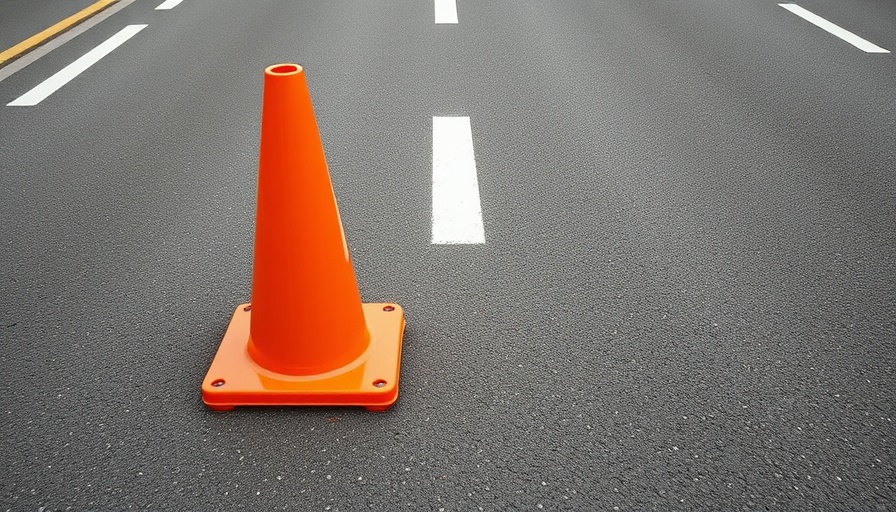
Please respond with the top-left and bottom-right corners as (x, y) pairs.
(267, 64), (301, 76)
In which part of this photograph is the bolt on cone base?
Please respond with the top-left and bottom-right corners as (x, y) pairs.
(202, 303), (405, 411)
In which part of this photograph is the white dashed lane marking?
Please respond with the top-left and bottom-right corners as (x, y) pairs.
(155, 0), (184, 10)
(7, 24), (147, 106)
(431, 116), (485, 245)
(0, 0), (140, 84)
(779, 3), (889, 53)
(435, 0), (458, 24)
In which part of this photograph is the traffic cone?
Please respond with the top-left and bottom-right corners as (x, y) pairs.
(201, 64), (406, 412)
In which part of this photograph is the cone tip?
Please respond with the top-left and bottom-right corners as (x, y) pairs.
(266, 63), (303, 76)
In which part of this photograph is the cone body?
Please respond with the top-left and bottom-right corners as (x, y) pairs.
(246, 65), (369, 375)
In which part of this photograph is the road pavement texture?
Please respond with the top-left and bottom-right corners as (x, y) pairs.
(1, 0), (894, 509)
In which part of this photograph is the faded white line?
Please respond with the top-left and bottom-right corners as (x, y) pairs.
(0, 0), (139, 84)
(779, 3), (889, 53)
(432, 116), (485, 244)
(435, 0), (458, 24)
(8, 24), (147, 106)
(155, 0), (183, 10)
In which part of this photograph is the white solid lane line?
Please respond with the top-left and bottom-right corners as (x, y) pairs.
(155, 0), (183, 10)
(779, 3), (890, 53)
(432, 116), (485, 245)
(7, 24), (147, 107)
(435, 0), (458, 24)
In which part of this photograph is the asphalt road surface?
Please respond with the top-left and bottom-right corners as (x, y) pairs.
(1, 0), (894, 510)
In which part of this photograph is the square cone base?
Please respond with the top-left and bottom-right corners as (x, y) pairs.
(202, 303), (405, 412)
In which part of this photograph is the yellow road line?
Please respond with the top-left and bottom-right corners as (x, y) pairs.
(0, 0), (119, 65)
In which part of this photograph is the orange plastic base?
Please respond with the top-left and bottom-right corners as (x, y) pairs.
(202, 303), (405, 412)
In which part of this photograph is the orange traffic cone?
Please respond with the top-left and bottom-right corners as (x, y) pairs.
(201, 64), (406, 412)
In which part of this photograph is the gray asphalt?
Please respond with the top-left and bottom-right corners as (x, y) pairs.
(1, 0), (894, 510)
